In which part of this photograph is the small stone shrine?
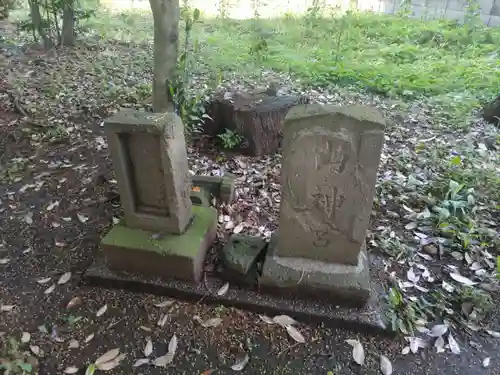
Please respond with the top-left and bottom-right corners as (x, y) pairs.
(100, 110), (220, 283)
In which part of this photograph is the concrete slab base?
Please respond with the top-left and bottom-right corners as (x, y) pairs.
(83, 253), (390, 336)
(100, 206), (217, 284)
(260, 235), (371, 308)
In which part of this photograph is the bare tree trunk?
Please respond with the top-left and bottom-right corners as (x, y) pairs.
(61, 0), (75, 46)
(28, 0), (52, 48)
(149, 0), (180, 113)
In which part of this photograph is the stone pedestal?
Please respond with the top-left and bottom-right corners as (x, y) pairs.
(260, 233), (371, 307)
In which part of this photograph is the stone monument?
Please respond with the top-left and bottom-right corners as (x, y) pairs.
(260, 104), (385, 307)
(99, 110), (218, 283)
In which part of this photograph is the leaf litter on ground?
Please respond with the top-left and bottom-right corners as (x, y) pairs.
(153, 334), (177, 367)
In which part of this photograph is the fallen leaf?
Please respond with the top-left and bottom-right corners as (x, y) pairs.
(486, 330), (500, 338)
(201, 317), (223, 328)
(168, 334), (178, 355)
(58, 272), (72, 285)
(216, 282), (229, 296)
(30, 345), (41, 356)
(434, 336), (445, 353)
(258, 314), (275, 324)
(233, 223), (244, 234)
(95, 348), (120, 365)
(85, 364), (96, 375)
(407, 267), (419, 283)
(144, 338), (153, 357)
(402, 347), (410, 355)
(69, 339), (79, 349)
(285, 325), (305, 343)
(429, 324), (448, 337)
(272, 315), (297, 326)
(21, 332), (31, 343)
(0, 258), (10, 265)
(44, 284), (56, 294)
(448, 333), (460, 354)
(157, 313), (168, 327)
(64, 367), (79, 374)
(96, 304), (107, 317)
(153, 353), (174, 367)
(154, 300), (174, 308)
(96, 354), (126, 371)
(483, 357), (490, 368)
(405, 222), (417, 230)
(77, 213), (89, 223)
(449, 273), (476, 286)
(36, 277), (52, 284)
(230, 353), (249, 371)
(133, 358), (150, 367)
(380, 355), (393, 375)
(84, 333), (94, 343)
(1, 305), (15, 312)
(345, 339), (365, 366)
(67, 297), (83, 309)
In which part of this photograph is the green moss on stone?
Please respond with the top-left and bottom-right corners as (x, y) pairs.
(101, 206), (217, 257)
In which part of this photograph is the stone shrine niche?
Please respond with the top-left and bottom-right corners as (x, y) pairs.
(121, 132), (170, 216)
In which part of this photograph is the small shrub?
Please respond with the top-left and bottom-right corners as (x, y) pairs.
(217, 129), (243, 149)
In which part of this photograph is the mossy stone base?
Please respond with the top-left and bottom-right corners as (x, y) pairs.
(221, 235), (268, 286)
(260, 233), (371, 308)
(100, 206), (217, 284)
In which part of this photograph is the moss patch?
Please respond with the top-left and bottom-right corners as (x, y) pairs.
(101, 205), (217, 257)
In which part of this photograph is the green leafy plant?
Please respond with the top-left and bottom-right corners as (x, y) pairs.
(217, 129), (243, 149)
(0, 337), (35, 374)
(168, 6), (211, 137)
(385, 285), (419, 334)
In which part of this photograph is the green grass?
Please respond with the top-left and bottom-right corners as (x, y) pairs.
(83, 8), (500, 123)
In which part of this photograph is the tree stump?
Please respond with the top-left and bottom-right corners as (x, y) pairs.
(483, 94), (500, 126)
(206, 89), (308, 156)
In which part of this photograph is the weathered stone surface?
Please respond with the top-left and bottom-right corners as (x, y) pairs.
(190, 186), (212, 207)
(260, 233), (371, 308)
(101, 206), (217, 284)
(221, 235), (268, 286)
(277, 104), (385, 266)
(191, 173), (236, 204)
(104, 109), (192, 234)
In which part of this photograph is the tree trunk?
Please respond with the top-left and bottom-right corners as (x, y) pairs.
(61, 0), (75, 46)
(28, 0), (52, 49)
(149, 0), (180, 113)
(206, 89), (309, 156)
(483, 94), (500, 127)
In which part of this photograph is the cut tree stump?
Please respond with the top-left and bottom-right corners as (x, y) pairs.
(483, 94), (500, 126)
(206, 89), (308, 156)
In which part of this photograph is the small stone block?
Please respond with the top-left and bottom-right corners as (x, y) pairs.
(100, 206), (217, 284)
(260, 234), (371, 308)
(190, 186), (212, 207)
(191, 174), (236, 204)
(220, 173), (236, 203)
(221, 234), (268, 286)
